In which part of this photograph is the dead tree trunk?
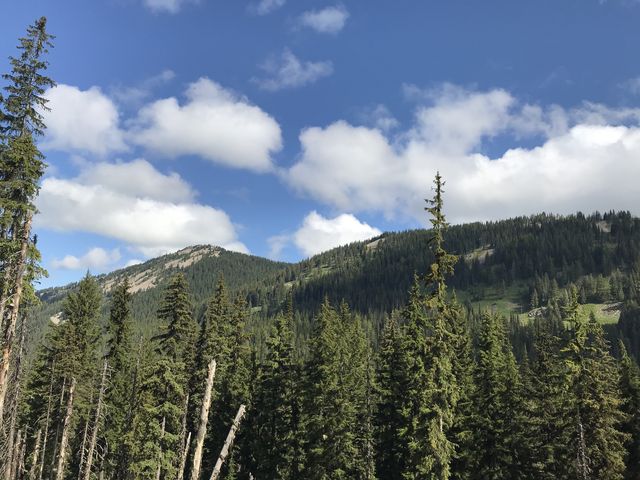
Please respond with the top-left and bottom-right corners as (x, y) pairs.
(0, 214), (33, 426)
(3, 316), (27, 480)
(37, 364), (56, 480)
(177, 431), (191, 480)
(55, 378), (76, 480)
(8, 429), (22, 480)
(17, 431), (26, 480)
(49, 376), (68, 477)
(208, 405), (246, 480)
(78, 392), (93, 476)
(82, 361), (108, 480)
(4, 408), (18, 480)
(28, 429), (42, 480)
(190, 360), (216, 480)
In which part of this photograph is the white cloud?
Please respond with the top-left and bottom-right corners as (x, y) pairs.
(298, 6), (349, 34)
(131, 78), (282, 172)
(293, 211), (381, 257)
(36, 160), (248, 257)
(249, 0), (286, 15)
(143, 0), (197, 14)
(287, 85), (640, 224)
(77, 159), (195, 203)
(52, 247), (121, 271)
(42, 84), (127, 156)
(254, 49), (333, 91)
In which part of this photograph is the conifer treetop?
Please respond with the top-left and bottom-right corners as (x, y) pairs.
(424, 172), (458, 303)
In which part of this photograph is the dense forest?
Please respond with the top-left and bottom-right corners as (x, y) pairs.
(3, 17), (640, 480)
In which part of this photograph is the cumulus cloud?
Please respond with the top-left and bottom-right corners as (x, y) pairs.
(143, 0), (198, 14)
(77, 159), (195, 203)
(298, 6), (349, 34)
(287, 85), (640, 224)
(254, 49), (333, 91)
(42, 84), (127, 156)
(131, 78), (282, 172)
(52, 247), (121, 271)
(249, 0), (285, 15)
(36, 160), (247, 257)
(293, 211), (381, 257)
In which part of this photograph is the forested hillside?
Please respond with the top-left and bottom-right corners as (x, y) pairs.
(33, 209), (640, 357)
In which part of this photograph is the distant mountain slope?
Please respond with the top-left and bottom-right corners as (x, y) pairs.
(34, 211), (640, 348)
(34, 245), (288, 343)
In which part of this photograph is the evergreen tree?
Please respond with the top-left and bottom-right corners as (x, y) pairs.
(129, 350), (184, 479)
(399, 173), (460, 480)
(618, 341), (640, 479)
(375, 313), (410, 480)
(157, 273), (197, 370)
(191, 277), (231, 424)
(0, 16), (55, 425)
(564, 292), (628, 480)
(218, 295), (252, 479)
(468, 313), (527, 480)
(104, 279), (134, 479)
(304, 299), (372, 479)
(22, 273), (101, 478)
(525, 318), (574, 479)
(130, 275), (195, 479)
(251, 307), (301, 479)
(448, 296), (475, 480)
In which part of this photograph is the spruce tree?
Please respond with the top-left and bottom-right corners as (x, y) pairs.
(399, 173), (460, 480)
(448, 295), (475, 480)
(525, 317), (574, 479)
(375, 313), (410, 480)
(564, 292), (628, 480)
(304, 299), (372, 479)
(22, 273), (101, 478)
(0, 16), (55, 425)
(218, 295), (252, 479)
(468, 313), (527, 480)
(190, 277), (231, 433)
(104, 280), (134, 479)
(130, 275), (195, 479)
(129, 349), (184, 479)
(252, 308), (300, 479)
(619, 341), (640, 479)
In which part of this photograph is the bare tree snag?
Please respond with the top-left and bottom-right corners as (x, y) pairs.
(37, 363), (56, 480)
(78, 391), (93, 476)
(7, 429), (22, 480)
(190, 360), (216, 480)
(3, 316), (27, 480)
(55, 378), (76, 480)
(177, 431), (192, 480)
(17, 431), (27, 480)
(82, 361), (108, 480)
(49, 376), (68, 477)
(28, 429), (42, 480)
(208, 404), (246, 480)
(0, 214), (33, 425)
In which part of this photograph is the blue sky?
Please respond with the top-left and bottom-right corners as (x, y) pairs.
(3, 0), (640, 288)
